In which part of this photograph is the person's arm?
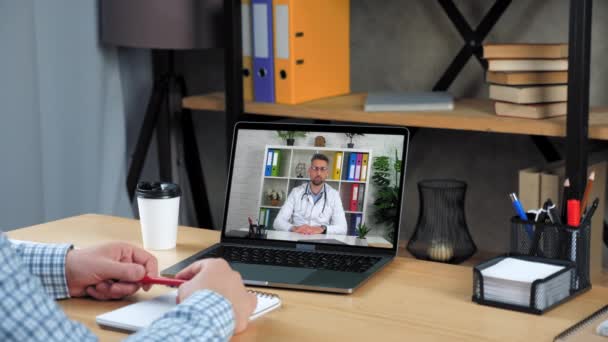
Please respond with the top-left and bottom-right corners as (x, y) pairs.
(9, 239), (73, 299)
(126, 290), (235, 341)
(326, 193), (348, 235)
(0, 235), (97, 341)
(128, 259), (256, 341)
(273, 190), (296, 231)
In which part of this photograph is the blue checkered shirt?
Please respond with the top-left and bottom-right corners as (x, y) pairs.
(0, 234), (235, 341)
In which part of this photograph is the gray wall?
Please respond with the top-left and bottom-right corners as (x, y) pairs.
(0, 1), (45, 230)
(178, 0), (608, 253)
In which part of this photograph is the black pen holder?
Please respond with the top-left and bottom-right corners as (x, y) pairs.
(472, 217), (591, 315)
(510, 216), (591, 291)
(248, 224), (267, 239)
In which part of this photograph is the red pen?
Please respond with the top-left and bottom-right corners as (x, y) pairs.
(140, 275), (186, 287)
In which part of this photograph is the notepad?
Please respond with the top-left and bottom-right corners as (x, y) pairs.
(96, 290), (281, 332)
(480, 257), (568, 307)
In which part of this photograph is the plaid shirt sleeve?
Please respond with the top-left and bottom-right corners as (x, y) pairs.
(126, 290), (236, 342)
(9, 239), (72, 299)
(0, 234), (97, 342)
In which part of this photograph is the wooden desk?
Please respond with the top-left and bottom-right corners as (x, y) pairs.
(8, 214), (608, 341)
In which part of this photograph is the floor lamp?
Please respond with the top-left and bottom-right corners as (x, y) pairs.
(100, 0), (223, 228)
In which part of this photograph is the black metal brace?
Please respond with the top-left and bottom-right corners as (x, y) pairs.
(433, 0), (511, 92)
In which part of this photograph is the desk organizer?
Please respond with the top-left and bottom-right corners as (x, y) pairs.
(472, 218), (591, 314)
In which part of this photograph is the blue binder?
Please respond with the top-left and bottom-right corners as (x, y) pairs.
(252, 0), (275, 102)
(347, 153), (358, 180)
(265, 149), (274, 176)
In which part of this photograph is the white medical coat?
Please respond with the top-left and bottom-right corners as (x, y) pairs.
(273, 183), (347, 235)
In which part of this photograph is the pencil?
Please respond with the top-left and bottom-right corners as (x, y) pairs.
(561, 178), (570, 222)
(580, 171), (595, 216)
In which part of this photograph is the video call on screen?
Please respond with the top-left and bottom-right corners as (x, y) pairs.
(225, 129), (405, 249)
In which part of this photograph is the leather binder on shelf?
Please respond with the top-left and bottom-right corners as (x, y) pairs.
(242, 0), (254, 101)
(273, 0), (350, 104)
(252, 0), (275, 102)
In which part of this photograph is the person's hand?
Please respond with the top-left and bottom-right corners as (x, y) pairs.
(293, 225), (324, 234)
(175, 259), (257, 334)
(65, 242), (158, 300)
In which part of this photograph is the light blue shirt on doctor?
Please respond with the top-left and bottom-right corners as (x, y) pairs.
(273, 183), (348, 235)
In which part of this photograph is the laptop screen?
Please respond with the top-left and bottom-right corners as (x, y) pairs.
(223, 123), (408, 251)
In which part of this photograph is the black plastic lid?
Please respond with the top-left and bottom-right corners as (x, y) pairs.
(135, 181), (181, 199)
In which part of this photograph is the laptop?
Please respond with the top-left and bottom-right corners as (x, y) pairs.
(163, 122), (409, 293)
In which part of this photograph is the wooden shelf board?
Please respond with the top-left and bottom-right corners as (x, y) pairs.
(183, 92), (608, 140)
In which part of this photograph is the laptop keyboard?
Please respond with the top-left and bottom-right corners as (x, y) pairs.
(199, 246), (381, 273)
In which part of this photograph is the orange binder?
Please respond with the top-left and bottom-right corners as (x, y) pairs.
(242, 0), (254, 101)
(273, 0), (350, 104)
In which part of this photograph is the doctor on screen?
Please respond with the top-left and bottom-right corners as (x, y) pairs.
(273, 153), (348, 235)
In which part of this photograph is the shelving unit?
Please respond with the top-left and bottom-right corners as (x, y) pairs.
(183, 92), (608, 140)
(256, 145), (372, 235)
(205, 0), (595, 229)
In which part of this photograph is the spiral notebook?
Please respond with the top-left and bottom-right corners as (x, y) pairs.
(554, 304), (608, 341)
(96, 290), (281, 332)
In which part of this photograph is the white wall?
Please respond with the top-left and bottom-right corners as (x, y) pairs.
(225, 129), (405, 238)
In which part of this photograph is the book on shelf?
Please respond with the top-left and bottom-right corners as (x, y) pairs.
(486, 71), (568, 86)
(489, 84), (567, 104)
(364, 92), (454, 112)
(494, 102), (567, 119)
(488, 59), (568, 72)
(483, 43), (568, 59)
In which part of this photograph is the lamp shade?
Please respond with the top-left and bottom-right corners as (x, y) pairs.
(100, 0), (224, 50)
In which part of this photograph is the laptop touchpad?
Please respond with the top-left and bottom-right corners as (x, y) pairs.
(231, 263), (314, 283)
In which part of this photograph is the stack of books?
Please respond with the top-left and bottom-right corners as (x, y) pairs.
(483, 43), (568, 119)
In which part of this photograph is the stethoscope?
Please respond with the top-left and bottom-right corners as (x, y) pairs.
(300, 183), (327, 214)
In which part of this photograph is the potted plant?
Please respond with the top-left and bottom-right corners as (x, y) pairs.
(277, 131), (307, 146)
(266, 189), (284, 206)
(356, 222), (371, 246)
(371, 148), (401, 242)
(344, 133), (364, 148)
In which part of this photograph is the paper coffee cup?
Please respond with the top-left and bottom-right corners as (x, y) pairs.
(136, 181), (181, 250)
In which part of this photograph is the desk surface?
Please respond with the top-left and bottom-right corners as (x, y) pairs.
(182, 92), (608, 141)
(8, 214), (608, 341)
(228, 228), (393, 248)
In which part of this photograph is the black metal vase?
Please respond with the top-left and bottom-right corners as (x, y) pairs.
(407, 179), (477, 264)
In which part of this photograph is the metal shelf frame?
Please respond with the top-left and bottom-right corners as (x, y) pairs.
(221, 0), (593, 200)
